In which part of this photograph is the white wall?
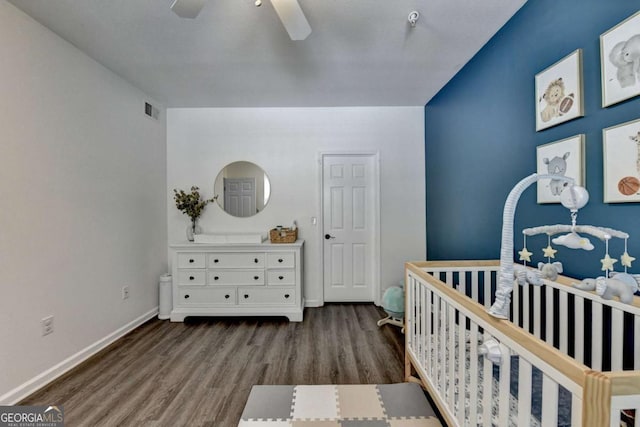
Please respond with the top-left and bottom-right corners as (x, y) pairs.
(167, 107), (426, 306)
(0, 2), (167, 403)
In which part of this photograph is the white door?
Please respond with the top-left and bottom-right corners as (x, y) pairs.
(224, 178), (256, 217)
(322, 154), (377, 302)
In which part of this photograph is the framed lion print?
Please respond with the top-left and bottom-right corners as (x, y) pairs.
(535, 49), (584, 131)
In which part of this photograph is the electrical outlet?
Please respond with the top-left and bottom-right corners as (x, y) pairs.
(122, 286), (130, 300)
(42, 316), (54, 336)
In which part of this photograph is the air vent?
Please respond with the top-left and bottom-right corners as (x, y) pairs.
(145, 102), (159, 120)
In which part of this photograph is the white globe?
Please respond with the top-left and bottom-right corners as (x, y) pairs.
(560, 185), (589, 210)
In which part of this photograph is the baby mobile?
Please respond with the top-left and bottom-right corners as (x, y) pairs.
(516, 202), (639, 304)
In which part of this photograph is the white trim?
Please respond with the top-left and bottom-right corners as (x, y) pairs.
(0, 307), (159, 405)
(317, 150), (381, 305)
(304, 298), (324, 308)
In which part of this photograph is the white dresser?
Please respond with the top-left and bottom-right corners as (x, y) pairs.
(169, 240), (304, 322)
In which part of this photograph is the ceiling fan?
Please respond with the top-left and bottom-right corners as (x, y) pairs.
(169, 0), (311, 40)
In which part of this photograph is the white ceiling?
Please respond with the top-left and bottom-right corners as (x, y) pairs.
(8, 0), (526, 108)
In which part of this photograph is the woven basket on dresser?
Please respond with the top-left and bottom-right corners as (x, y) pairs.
(269, 228), (297, 243)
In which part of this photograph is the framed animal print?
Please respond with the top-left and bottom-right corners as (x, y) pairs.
(600, 11), (640, 107)
(535, 49), (584, 131)
(603, 117), (640, 203)
(536, 134), (585, 204)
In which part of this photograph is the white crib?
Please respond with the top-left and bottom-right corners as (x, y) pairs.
(405, 260), (640, 427)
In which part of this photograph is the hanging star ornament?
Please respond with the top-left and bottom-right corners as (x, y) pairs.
(542, 245), (557, 258)
(519, 247), (533, 262)
(600, 254), (618, 271)
(621, 252), (635, 268)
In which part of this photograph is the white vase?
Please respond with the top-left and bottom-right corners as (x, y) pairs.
(186, 222), (202, 242)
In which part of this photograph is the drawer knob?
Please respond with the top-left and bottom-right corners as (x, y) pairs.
(244, 294), (249, 299)
(184, 294), (190, 299)
(278, 258), (283, 263)
(254, 258), (259, 263)
(214, 259), (219, 263)
(189, 276), (195, 280)
(189, 259), (195, 263)
(284, 294), (290, 299)
(225, 294), (230, 299)
(214, 276), (219, 281)
(278, 275), (284, 280)
(253, 276), (259, 280)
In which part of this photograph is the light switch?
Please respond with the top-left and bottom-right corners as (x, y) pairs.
(311, 217), (317, 225)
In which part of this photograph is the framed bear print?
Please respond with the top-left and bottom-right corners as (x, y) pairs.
(600, 11), (640, 107)
(536, 134), (585, 204)
(535, 49), (584, 131)
(603, 118), (640, 203)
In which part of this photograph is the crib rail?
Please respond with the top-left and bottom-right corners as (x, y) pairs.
(405, 261), (640, 427)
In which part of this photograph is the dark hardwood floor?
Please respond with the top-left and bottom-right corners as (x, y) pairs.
(21, 304), (405, 427)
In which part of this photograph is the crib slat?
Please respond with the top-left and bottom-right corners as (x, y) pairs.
(433, 292), (440, 381)
(518, 358), (532, 426)
(471, 270), (479, 302)
(541, 373), (559, 427)
(546, 286), (554, 345)
(611, 307), (624, 371)
(533, 286), (542, 338)
(498, 346), (511, 427)
(457, 312), (467, 426)
(484, 270), (492, 309)
(448, 305), (456, 414)
(571, 394), (582, 427)
(523, 285), (530, 332)
(482, 336), (493, 427)
(636, 315), (640, 370)
(469, 323), (479, 426)
(418, 283), (424, 368)
(439, 296), (446, 394)
(560, 290), (569, 354)
(513, 281), (520, 327)
(575, 295), (584, 364)
(458, 271), (466, 295)
(426, 288), (432, 377)
(592, 303), (603, 371)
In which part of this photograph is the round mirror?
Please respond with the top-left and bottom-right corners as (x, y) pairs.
(214, 161), (271, 217)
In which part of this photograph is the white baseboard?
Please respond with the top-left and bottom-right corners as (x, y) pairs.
(0, 307), (159, 405)
(304, 299), (323, 307)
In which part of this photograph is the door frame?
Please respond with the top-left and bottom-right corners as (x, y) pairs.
(317, 151), (381, 306)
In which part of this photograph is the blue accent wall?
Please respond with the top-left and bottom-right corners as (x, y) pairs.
(425, 1), (640, 280)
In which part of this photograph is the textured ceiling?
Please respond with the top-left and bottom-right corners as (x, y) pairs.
(8, 0), (526, 107)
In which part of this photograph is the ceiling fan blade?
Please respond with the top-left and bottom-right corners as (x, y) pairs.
(271, 0), (311, 41)
(169, 0), (206, 19)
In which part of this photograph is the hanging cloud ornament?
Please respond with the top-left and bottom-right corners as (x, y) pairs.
(552, 232), (595, 250)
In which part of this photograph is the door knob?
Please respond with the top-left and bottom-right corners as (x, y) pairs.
(325, 234), (335, 240)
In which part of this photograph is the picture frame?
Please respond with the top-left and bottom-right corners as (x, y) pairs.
(536, 134), (585, 204)
(603, 117), (640, 203)
(600, 11), (640, 108)
(535, 49), (584, 131)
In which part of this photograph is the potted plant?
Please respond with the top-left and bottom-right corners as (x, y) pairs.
(173, 186), (216, 241)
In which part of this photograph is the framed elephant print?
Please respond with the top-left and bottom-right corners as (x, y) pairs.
(536, 134), (585, 204)
(600, 10), (640, 107)
(535, 49), (584, 131)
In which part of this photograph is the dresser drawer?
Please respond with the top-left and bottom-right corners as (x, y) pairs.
(178, 270), (206, 286)
(177, 253), (206, 269)
(238, 288), (295, 305)
(208, 253), (264, 268)
(267, 253), (295, 268)
(178, 287), (236, 305)
(208, 270), (264, 286)
(266, 270), (296, 286)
